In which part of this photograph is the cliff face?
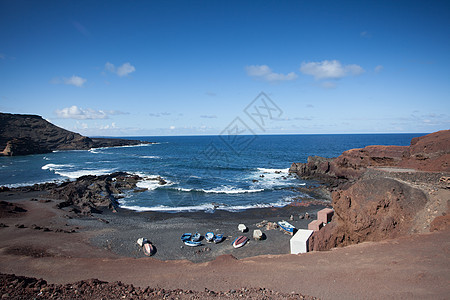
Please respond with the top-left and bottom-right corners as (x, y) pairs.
(309, 178), (428, 250)
(290, 130), (450, 251)
(290, 130), (450, 181)
(0, 113), (147, 156)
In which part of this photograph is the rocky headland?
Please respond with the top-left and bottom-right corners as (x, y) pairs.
(0, 112), (150, 156)
(290, 130), (450, 251)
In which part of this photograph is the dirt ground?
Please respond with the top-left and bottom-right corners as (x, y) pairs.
(0, 189), (449, 299)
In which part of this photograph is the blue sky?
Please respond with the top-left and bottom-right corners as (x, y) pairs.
(1, 0), (449, 136)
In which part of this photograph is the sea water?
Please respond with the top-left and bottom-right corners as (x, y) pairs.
(0, 134), (424, 212)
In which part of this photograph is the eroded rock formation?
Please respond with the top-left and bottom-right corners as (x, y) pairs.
(0, 112), (149, 156)
(309, 178), (427, 250)
(49, 172), (142, 215)
(290, 130), (450, 183)
(290, 130), (450, 251)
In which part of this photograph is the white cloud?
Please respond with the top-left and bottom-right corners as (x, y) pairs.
(300, 60), (364, 80)
(245, 65), (297, 82)
(63, 75), (87, 87)
(375, 65), (384, 73)
(200, 115), (218, 119)
(169, 125), (176, 130)
(55, 106), (108, 120)
(50, 75), (87, 87)
(105, 62), (115, 72)
(105, 62), (136, 77)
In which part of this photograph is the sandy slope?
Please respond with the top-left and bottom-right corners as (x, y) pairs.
(1, 190), (449, 299)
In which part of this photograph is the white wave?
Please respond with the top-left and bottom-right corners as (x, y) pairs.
(246, 167), (303, 190)
(119, 203), (217, 212)
(136, 175), (174, 190)
(139, 155), (161, 159)
(257, 168), (289, 173)
(89, 143), (153, 152)
(2, 179), (64, 188)
(203, 186), (264, 194)
(170, 185), (265, 194)
(54, 168), (117, 179)
(41, 163), (74, 170)
(119, 198), (290, 213)
(43, 157), (50, 161)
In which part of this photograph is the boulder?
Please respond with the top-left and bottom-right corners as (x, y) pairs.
(253, 229), (264, 240)
(309, 178), (427, 251)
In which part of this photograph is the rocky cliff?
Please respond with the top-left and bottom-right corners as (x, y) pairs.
(290, 130), (450, 251)
(290, 130), (450, 182)
(0, 112), (148, 156)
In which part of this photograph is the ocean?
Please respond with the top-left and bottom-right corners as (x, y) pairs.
(0, 133), (424, 212)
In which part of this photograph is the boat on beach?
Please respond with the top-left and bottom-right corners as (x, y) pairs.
(181, 233), (192, 242)
(184, 240), (202, 247)
(278, 220), (296, 234)
(192, 232), (201, 242)
(205, 232), (214, 242)
(213, 234), (224, 243)
(232, 236), (249, 248)
(142, 242), (155, 256)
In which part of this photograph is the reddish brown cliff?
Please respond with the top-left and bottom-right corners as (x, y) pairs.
(290, 130), (450, 182)
(309, 178), (428, 250)
(293, 130), (450, 251)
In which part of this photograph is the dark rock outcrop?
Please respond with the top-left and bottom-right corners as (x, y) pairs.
(309, 178), (427, 251)
(0, 112), (149, 156)
(49, 172), (142, 214)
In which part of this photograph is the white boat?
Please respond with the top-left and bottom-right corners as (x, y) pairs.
(205, 232), (214, 242)
(232, 236), (248, 248)
(278, 220), (296, 233)
(184, 240), (201, 247)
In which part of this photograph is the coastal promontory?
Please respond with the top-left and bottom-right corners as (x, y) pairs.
(290, 130), (450, 251)
(0, 112), (149, 156)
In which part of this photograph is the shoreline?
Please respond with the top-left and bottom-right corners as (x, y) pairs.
(0, 186), (327, 263)
(1, 187), (448, 299)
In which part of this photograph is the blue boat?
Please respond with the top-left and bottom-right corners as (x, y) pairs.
(213, 234), (224, 243)
(191, 232), (201, 242)
(184, 240), (201, 247)
(205, 232), (215, 242)
(278, 220), (296, 233)
(181, 233), (192, 242)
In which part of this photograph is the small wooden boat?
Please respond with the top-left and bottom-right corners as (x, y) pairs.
(278, 220), (296, 234)
(184, 240), (201, 247)
(181, 233), (192, 242)
(213, 234), (223, 243)
(142, 242), (154, 256)
(232, 236), (248, 248)
(191, 232), (201, 242)
(205, 232), (214, 242)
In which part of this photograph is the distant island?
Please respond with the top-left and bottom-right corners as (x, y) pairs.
(0, 112), (150, 156)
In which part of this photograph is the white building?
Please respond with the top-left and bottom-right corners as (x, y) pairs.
(290, 229), (314, 254)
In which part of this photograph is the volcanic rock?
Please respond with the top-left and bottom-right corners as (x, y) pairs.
(290, 130), (450, 183)
(0, 112), (149, 156)
(50, 172), (142, 214)
(309, 178), (427, 250)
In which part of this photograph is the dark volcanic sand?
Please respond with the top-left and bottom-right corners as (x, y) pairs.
(70, 204), (326, 262)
